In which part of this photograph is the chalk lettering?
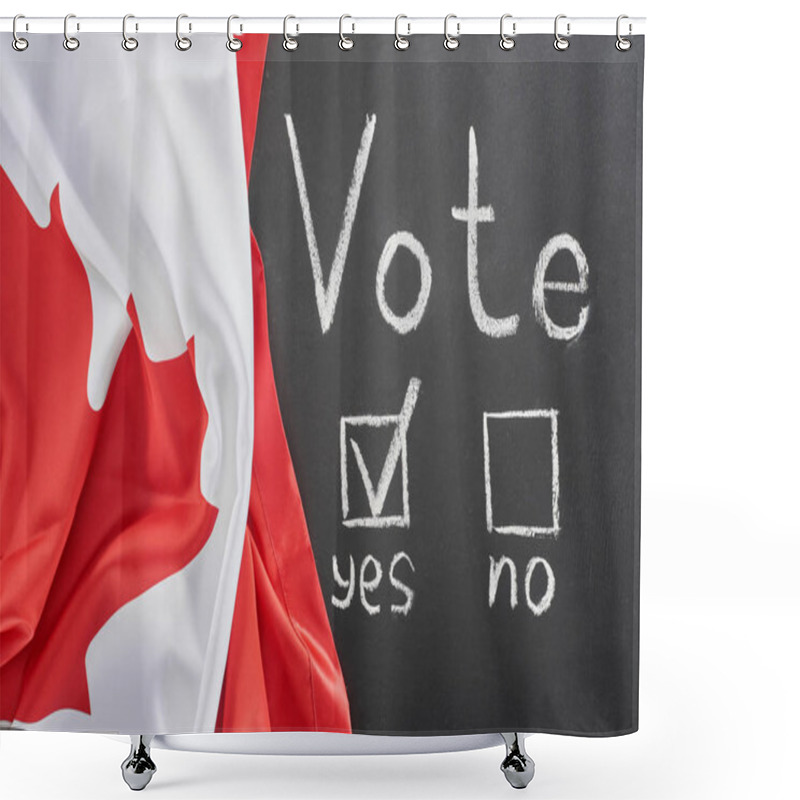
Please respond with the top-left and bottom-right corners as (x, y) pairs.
(488, 555), (556, 616)
(488, 556), (518, 608)
(331, 554), (355, 610)
(332, 553), (417, 616)
(360, 554), (383, 615)
(389, 551), (416, 615)
(524, 556), (556, 615)
(451, 127), (520, 338)
(285, 112), (377, 333)
(533, 233), (590, 341)
(375, 231), (432, 334)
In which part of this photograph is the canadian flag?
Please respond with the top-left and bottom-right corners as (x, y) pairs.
(0, 34), (351, 734)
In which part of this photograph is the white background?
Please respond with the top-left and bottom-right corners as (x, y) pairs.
(1, 1), (798, 798)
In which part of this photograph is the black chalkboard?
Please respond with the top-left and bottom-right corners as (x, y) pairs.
(249, 34), (643, 736)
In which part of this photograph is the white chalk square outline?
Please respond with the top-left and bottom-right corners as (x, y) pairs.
(483, 409), (560, 537)
(340, 414), (410, 528)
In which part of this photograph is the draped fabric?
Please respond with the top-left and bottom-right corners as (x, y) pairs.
(1, 33), (350, 734)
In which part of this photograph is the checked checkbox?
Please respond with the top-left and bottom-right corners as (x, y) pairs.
(340, 378), (421, 528)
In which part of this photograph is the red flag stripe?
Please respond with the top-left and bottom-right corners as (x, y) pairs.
(214, 35), (352, 732)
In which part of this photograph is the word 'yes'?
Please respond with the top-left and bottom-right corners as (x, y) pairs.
(332, 552), (415, 616)
(286, 115), (590, 341)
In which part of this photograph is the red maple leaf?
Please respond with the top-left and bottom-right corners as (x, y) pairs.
(0, 169), (217, 723)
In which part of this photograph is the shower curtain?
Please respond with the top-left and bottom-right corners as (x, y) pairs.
(0, 30), (643, 737)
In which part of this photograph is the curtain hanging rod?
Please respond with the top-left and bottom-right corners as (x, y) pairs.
(0, 16), (646, 36)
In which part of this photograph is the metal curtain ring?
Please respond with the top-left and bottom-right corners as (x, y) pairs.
(339, 14), (354, 50)
(63, 13), (80, 51)
(443, 14), (460, 51)
(121, 14), (138, 51)
(499, 14), (515, 50)
(394, 14), (410, 51)
(554, 14), (570, 51)
(616, 14), (632, 51)
(176, 14), (192, 50)
(12, 14), (28, 51)
(226, 15), (242, 51)
(283, 15), (299, 50)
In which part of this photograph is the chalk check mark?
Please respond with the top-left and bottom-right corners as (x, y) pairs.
(349, 378), (420, 518)
(341, 377), (421, 527)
